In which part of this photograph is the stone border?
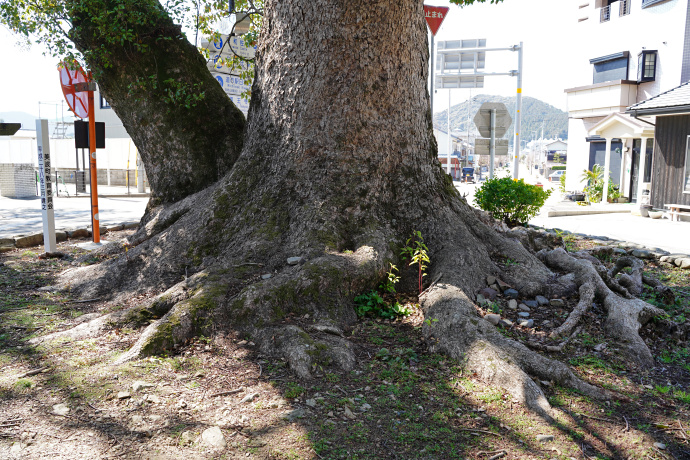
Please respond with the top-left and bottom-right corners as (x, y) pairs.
(529, 225), (690, 270)
(0, 221), (140, 253)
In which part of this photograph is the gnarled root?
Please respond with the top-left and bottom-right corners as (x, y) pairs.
(538, 248), (664, 368)
(609, 256), (644, 297)
(114, 245), (384, 375)
(421, 283), (611, 420)
(642, 274), (676, 305)
(550, 283), (594, 339)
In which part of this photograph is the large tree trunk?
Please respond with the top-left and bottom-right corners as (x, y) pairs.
(54, 0), (664, 417)
(68, 0), (246, 205)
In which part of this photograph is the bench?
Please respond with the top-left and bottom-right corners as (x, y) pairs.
(664, 203), (690, 222)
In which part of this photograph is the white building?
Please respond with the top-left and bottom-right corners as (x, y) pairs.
(564, 0), (690, 203)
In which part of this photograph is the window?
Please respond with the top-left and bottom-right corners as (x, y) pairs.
(684, 136), (690, 194)
(642, 0), (671, 8)
(637, 51), (657, 82)
(100, 94), (111, 109)
(590, 52), (629, 84)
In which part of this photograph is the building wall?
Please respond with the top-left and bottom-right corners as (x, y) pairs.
(650, 114), (690, 208)
(564, 116), (606, 191)
(94, 88), (130, 139)
(573, 0), (689, 94)
(0, 163), (35, 198)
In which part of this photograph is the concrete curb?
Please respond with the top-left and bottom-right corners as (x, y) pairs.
(0, 221), (140, 253)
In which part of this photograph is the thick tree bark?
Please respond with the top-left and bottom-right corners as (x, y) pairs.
(53, 0), (666, 416)
(68, 0), (246, 205)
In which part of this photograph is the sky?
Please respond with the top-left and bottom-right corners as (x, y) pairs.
(0, 0), (580, 121)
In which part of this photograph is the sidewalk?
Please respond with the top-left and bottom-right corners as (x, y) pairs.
(530, 200), (690, 255)
(0, 188), (148, 239)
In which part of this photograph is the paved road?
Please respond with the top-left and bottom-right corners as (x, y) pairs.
(0, 195), (148, 237)
(2, 177), (688, 255)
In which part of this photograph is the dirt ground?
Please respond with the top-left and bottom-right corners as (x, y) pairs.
(1, 229), (689, 459)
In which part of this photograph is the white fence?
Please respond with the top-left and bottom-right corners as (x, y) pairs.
(0, 137), (140, 171)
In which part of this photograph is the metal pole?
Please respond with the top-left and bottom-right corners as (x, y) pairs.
(87, 74), (101, 243)
(512, 42), (523, 180)
(490, 108), (496, 180)
(430, 33), (435, 116)
(447, 90), (452, 175)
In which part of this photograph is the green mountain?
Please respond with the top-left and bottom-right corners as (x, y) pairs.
(433, 94), (568, 144)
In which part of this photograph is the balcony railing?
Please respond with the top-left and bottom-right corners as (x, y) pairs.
(600, 4), (611, 22)
(620, 0), (630, 16)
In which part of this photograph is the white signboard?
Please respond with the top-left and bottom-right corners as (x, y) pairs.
(212, 73), (251, 96)
(36, 119), (57, 252)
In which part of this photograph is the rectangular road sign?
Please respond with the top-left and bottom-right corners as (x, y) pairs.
(474, 138), (509, 155)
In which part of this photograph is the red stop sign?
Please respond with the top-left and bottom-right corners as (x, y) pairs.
(59, 62), (90, 119)
(423, 5), (450, 36)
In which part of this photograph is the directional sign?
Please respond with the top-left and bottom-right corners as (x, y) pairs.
(475, 138), (509, 156)
(473, 102), (512, 138)
(423, 5), (449, 36)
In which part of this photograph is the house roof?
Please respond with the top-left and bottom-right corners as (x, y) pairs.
(588, 112), (655, 138)
(626, 81), (690, 116)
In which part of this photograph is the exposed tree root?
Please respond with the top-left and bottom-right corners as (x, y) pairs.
(538, 248), (664, 368)
(642, 274), (676, 305)
(421, 283), (611, 420)
(550, 284), (594, 339)
(546, 326), (583, 353)
(609, 256), (644, 297)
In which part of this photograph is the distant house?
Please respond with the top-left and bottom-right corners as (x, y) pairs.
(564, 0), (690, 203)
(626, 81), (690, 212)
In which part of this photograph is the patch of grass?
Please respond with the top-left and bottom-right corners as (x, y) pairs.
(284, 382), (305, 399)
(14, 378), (33, 390)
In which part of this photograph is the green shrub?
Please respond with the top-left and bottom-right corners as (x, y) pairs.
(474, 177), (552, 227)
(354, 291), (411, 319)
(559, 173), (567, 194)
(551, 165), (566, 171)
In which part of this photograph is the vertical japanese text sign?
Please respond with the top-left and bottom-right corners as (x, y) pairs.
(36, 119), (57, 253)
(424, 5), (450, 36)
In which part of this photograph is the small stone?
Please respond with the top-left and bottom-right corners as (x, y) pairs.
(549, 299), (565, 308)
(240, 393), (258, 403)
(503, 288), (519, 299)
(306, 398), (317, 408)
(360, 403), (371, 412)
(476, 294), (489, 307)
(489, 283), (500, 292)
(146, 394), (161, 404)
(194, 371), (205, 378)
(484, 314), (500, 326)
(261, 274), (273, 280)
(52, 403), (70, 416)
(149, 415), (162, 422)
(507, 299), (518, 310)
(631, 249), (653, 259)
(518, 319), (534, 328)
(479, 287), (498, 300)
(518, 304), (531, 312)
(10, 442), (22, 453)
(594, 343), (607, 352)
(486, 275), (497, 286)
(496, 279), (511, 292)
(679, 258), (690, 269)
(282, 408), (306, 421)
(130, 415), (143, 424)
(287, 256), (303, 265)
(132, 381), (155, 392)
(180, 431), (196, 445)
(654, 442), (666, 450)
(343, 406), (356, 419)
(524, 300), (538, 308)
(613, 248), (627, 255)
(177, 399), (188, 409)
(202, 426), (226, 449)
(499, 318), (513, 327)
(518, 312), (530, 318)
(237, 340), (248, 345)
(117, 391), (131, 400)
(535, 295), (549, 305)
(541, 320), (551, 327)
(537, 435), (554, 442)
